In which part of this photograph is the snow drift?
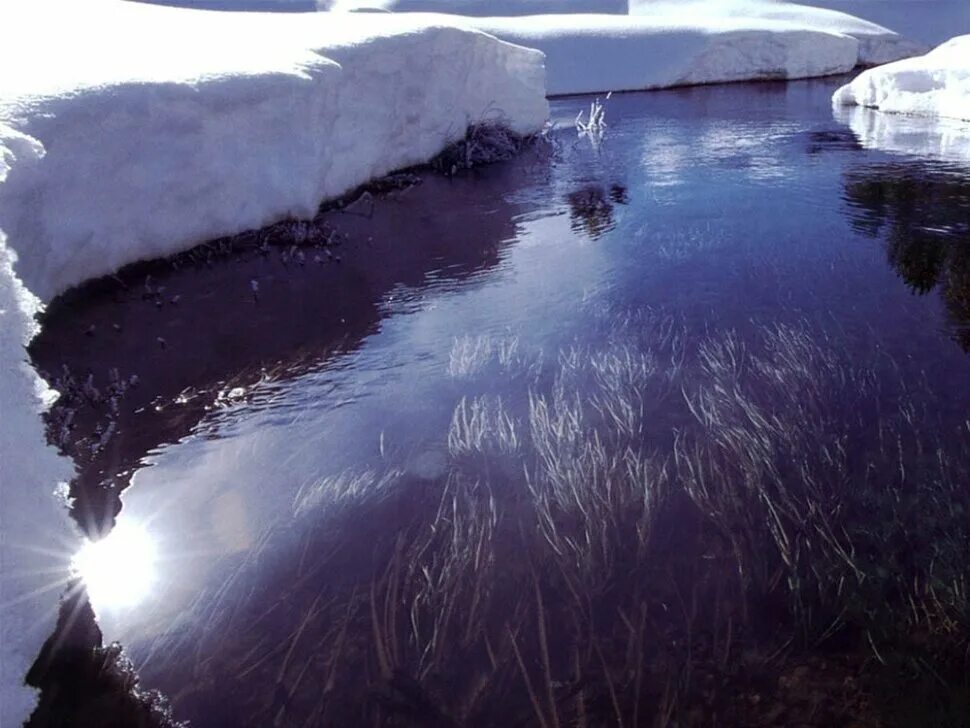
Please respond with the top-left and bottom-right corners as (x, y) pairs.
(136, 0), (630, 11)
(336, 0), (923, 96)
(134, 0), (924, 97)
(0, 1), (546, 723)
(833, 35), (970, 122)
(628, 0), (924, 66)
(472, 14), (861, 96)
(327, 0), (629, 13)
(0, 235), (78, 728)
(327, 0), (923, 86)
(0, 4), (547, 301)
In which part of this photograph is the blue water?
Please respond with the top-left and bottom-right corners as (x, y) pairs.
(33, 75), (970, 725)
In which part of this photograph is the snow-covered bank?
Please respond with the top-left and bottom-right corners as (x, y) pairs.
(0, 240), (78, 727)
(834, 35), (970, 121)
(377, 0), (922, 96)
(328, 0), (628, 13)
(0, 2), (546, 722)
(0, 3), (547, 301)
(135, 0), (629, 11)
(833, 36), (970, 161)
(133, 0), (923, 96)
(338, 1), (922, 95)
(628, 0), (923, 66)
(473, 14), (860, 96)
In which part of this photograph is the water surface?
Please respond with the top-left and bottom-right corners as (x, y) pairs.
(33, 76), (970, 726)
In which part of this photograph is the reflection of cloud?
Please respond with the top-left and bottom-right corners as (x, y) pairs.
(641, 122), (797, 187)
(698, 122), (798, 181)
(835, 105), (970, 163)
(641, 133), (688, 187)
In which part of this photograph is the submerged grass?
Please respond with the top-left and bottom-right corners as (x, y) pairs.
(287, 315), (968, 726)
(36, 311), (970, 726)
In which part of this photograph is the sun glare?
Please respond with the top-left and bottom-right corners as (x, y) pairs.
(72, 521), (158, 610)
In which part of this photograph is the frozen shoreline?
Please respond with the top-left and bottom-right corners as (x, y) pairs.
(834, 35), (970, 122)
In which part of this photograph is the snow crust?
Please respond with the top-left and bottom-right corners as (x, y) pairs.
(833, 35), (970, 121)
(327, 0), (923, 97)
(629, 0), (924, 65)
(472, 13), (861, 96)
(0, 2), (547, 302)
(138, 0), (630, 11)
(133, 0), (924, 91)
(0, 233), (78, 728)
(328, 0), (629, 13)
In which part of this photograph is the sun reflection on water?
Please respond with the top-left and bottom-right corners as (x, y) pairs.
(72, 522), (157, 610)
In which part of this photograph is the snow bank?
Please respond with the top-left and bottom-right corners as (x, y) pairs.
(628, 0), (923, 65)
(0, 1), (547, 301)
(339, 0), (923, 97)
(135, 0), (629, 10)
(833, 35), (970, 121)
(332, 0), (921, 83)
(472, 14), (860, 96)
(0, 2), (545, 722)
(0, 236), (78, 727)
(328, 0), (628, 13)
(130, 1), (924, 98)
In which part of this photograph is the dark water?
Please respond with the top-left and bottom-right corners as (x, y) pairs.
(32, 77), (970, 726)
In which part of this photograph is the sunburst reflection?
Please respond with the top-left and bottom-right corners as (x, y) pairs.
(72, 522), (157, 610)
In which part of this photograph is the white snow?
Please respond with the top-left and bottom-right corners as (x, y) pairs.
(327, 0), (629, 13)
(0, 1), (547, 301)
(471, 13), (861, 96)
(628, 0), (924, 65)
(0, 235), (78, 728)
(833, 35), (970, 121)
(339, 0), (923, 97)
(0, 1), (546, 722)
(137, 0), (630, 11)
(132, 0), (924, 96)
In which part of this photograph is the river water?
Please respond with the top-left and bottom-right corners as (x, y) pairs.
(31, 76), (970, 726)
